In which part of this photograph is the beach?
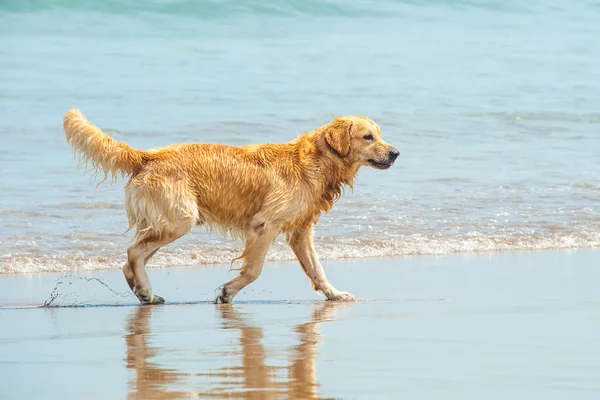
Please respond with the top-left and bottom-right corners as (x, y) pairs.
(2, 0), (600, 398)
(1, 249), (599, 399)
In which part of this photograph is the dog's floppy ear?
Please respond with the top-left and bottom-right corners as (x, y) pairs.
(325, 119), (352, 157)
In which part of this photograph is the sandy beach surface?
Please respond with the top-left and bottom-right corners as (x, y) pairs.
(1, 249), (599, 399)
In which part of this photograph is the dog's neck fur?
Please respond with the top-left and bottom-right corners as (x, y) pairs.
(295, 129), (360, 213)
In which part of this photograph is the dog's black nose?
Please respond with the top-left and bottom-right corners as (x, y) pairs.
(388, 148), (400, 161)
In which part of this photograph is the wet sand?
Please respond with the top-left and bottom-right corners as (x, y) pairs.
(1, 249), (599, 399)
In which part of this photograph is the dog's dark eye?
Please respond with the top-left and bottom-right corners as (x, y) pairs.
(363, 134), (374, 141)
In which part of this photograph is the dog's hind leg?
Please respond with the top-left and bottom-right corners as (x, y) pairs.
(123, 178), (199, 304)
(215, 224), (279, 304)
(125, 227), (190, 305)
(287, 225), (355, 301)
(122, 247), (161, 291)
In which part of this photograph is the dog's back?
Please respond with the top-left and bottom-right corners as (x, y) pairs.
(64, 109), (313, 241)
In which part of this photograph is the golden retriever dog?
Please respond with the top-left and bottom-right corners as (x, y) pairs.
(63, 109), (399, 305)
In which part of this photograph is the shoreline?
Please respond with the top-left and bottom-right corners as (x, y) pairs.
(2, 244), (599, 276)
(1, 248), (599, 398)
(0, 247), (598, 307)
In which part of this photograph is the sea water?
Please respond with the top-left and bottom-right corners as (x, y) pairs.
(1, 0), (599, 273)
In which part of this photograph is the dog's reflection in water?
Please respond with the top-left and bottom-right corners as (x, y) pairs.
(125, 306), (191, 399)
(125, 303), (346, 399)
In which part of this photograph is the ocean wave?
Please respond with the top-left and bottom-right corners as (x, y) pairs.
(50, 201), (124, 210)
(0, 0), (535, 17)
(464, 111), (600, 123)
(2, 231), (598, 274)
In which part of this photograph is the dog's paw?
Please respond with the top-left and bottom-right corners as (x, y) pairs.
(134, 287), (165, 305)
(327, 291), (356, 302)
(214, 287), (232, 304)
(144, 295), (165, 305)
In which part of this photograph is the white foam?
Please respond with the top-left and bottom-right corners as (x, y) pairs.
(2, 231), (599, 274)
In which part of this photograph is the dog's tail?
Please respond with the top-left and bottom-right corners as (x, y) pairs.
(63, 109), (145, 179)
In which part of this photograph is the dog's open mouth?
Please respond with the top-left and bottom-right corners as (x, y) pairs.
(368, 159), (393, 170)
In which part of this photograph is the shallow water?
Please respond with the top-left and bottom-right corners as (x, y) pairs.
(1, 0), (600, 273)
(1, 251), (599, 399)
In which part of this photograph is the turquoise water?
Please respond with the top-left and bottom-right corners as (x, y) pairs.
(1, 0), (600, 273)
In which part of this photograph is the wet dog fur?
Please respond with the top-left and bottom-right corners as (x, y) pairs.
(63, 109), (399, 304)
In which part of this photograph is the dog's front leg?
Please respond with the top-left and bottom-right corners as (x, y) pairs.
(215, 224), (279, 304)
(287, 226), (355, 301)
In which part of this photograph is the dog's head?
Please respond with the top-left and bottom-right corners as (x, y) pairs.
(322, 116), (399, 170)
